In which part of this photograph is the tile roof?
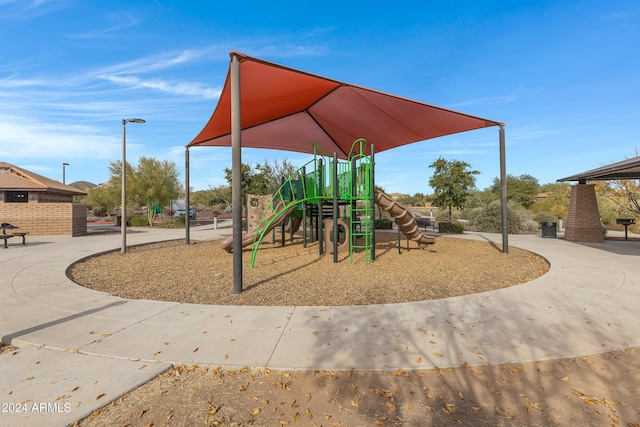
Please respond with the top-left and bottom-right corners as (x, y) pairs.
(0, 162), (87, 195)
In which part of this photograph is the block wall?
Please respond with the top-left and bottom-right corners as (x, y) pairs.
(0, 202), (87, 236)
(564, 184), (604, 242)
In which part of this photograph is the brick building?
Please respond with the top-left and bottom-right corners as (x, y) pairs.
(0, 162), (88, 236)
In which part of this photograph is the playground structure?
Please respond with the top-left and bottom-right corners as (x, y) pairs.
(220, 138), (436, 267)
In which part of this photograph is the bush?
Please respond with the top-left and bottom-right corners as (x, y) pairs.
(533, 212), (558, 225)
(90, 207), (108, 217)
(374, 218), (393, 229)
(438, 220), (464, 233)
(155, 217), (184, 228)
(129, 215), (148, 227)
(470, 200), (537, 234)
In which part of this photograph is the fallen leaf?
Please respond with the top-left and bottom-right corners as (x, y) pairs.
(443, 403), (455, 414)
(371, 388), (394, 399)
(208, 404), (222, 415)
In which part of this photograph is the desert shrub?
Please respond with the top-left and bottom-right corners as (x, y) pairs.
(129, 215), (148, 227)
(435, 209), (462, 222)
(90, 207), (108, 217)
(533, 212), (558, 225)
(438, 220), (464, 233)
(155, 217), (184, 228)
(375, 218), (393, 229)
(471, 200), (536, 234)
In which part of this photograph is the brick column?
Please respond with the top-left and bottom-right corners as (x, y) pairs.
(564, 184), (604, 242)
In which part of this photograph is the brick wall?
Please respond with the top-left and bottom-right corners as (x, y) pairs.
(564, 184), (604, 242)
(0, 202), (87, 236)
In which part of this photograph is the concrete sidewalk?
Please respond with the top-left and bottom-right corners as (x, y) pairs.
(1, 225), (639, 426)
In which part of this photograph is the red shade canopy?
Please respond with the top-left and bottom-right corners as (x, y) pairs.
(188, 52), (502, 158)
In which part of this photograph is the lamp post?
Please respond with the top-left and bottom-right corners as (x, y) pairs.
(62, 162), (69, 184)
(121, 118), (146, 254)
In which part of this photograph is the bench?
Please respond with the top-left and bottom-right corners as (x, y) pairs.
(1, 223), (28, 249)
(413, 216), (433, 230)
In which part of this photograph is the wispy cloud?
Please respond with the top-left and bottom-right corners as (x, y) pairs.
(99, 75), (221, 98)
(95, 49), (216, 76)
(67, 12), (139, 39)
(508, 127), (563, 142)
(0, 75), (47, 89)
(0, 114), (119, 160)
(0, 0), (66, 20)
(450, 95), (518, 108)
(252, 44), (329, 58)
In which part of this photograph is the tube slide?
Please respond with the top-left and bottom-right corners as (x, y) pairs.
(374, 191), (436, 248)
(219, 203), (301, 252)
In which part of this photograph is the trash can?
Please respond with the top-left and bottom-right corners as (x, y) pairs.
(116, 215), (122, 226)
(541, 221), (557, 238)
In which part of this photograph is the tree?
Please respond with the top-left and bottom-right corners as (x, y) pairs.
(254, 159), (297, 194)
(193, 185), (232, 209)
(85, 183), (119, 217)
(428, 157), (480, 220)
(598, 179), (640, 215)
(223, 159), (298, 206)
(490, 174), (539, 208)
(530, 182), (571, 220)
(129, 157), (181, 225)
(397, 192), (430, 207)
(93, 157), (181, 225)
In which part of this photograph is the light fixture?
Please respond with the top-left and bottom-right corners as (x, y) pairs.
(121, 118), (145, 254)
(62, 162), (70, 184)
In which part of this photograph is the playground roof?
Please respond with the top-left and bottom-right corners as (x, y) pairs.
(558, 156), (640, 183)
(188, 52), (503, 158)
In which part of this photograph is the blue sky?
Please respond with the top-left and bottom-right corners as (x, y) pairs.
(1, 0), (639, 195)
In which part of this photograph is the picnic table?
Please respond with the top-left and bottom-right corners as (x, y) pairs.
(1, 223), (28, 249)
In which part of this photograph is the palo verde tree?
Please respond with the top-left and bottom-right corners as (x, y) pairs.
(85, 183), (119, 217)
(428, 157), (480, 221)
(129, 157), (181, 225)
(103, 157), (181, 225)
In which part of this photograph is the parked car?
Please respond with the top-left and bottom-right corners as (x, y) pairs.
(174, 207), (196, 220)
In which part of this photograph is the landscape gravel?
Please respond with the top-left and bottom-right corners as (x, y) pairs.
(68, 232), (549, 306)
